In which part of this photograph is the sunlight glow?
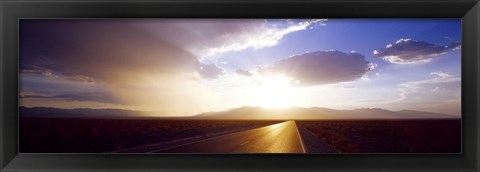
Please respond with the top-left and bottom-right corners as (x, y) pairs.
(255, 75), (295, 108)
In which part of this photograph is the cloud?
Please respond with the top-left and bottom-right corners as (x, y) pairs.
(430, 71), (454, 79)
(20, 20), (200, 84)
(20, 19), (325, 82)
(21, 67), (96, 83)
(235, 69), (253, 77)
(20, 20), (212, 113)
(202, 19), (327, 57)
(198, 63), (225, 79)
(19, 91), (51, 98)
(394, 72), (460, 102)
(371, 71), (462, 115)
(135, 19), (327, 59)
(373, 38), (461, 64)
(52, 92), (122, 104)
(20, 91), (122, 104)
(447, 41), (462, 50)
(19, 19), (328, 115)
(259, 50), (373, 86)
(430, 86), (441, 92)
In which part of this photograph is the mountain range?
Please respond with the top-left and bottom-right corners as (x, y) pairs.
(193, 106), (458, 120)
(19, 106), (458, 119)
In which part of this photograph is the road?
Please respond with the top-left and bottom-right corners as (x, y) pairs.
(153, 120), (306, 153)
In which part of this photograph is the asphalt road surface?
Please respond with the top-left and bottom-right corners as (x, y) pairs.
(153, 120), (306, 153)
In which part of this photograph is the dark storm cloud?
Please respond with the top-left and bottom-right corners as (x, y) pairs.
(21, 20), (299, 83)
(19, 19), (332, 113)
(373, 38), (460, 64)
(198, 63), (225, 79)
(235, 69), (253, 77)
(261, 50), (372, 86)
(20, 19), (311, 110)
(20, 20), (200, 83)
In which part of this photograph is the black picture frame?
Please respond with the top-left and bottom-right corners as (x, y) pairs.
(1, 0), (479, 171)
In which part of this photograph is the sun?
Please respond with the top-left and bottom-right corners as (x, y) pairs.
(255, 75), (296, 108)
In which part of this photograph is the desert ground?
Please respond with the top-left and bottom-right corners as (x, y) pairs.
(20, 117), (460, 153)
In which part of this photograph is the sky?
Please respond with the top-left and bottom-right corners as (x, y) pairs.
(19, 19), (462, 116)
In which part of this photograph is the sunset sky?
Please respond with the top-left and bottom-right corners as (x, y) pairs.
(19, 19), (461, 116)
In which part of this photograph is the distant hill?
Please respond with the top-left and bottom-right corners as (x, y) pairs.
(193, 106), (458, 120)
(19, 106), (148, 119)
(19, 106), (459, 119)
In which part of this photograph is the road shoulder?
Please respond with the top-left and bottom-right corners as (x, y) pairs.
(296, 123), (340, 153)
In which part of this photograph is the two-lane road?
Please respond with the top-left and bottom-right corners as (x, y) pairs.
(153, 121), (305, 153)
